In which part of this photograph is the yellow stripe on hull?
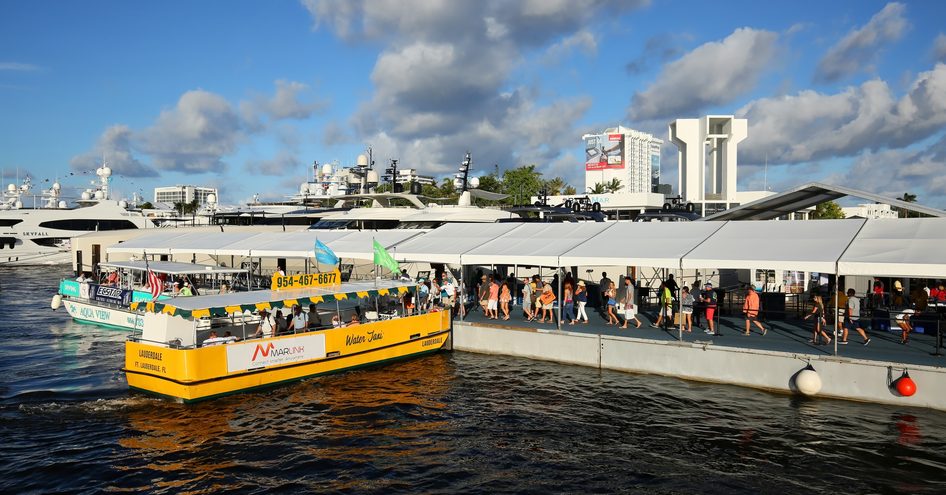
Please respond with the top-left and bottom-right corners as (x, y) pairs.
(125, 311), (451, 402)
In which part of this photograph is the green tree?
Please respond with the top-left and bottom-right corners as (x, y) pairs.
(138, 201), (154, 210)
(812, 200), (845, 219)
(587, 182), (608, 194)
(475, 174), (503, 193)
(501, 165), (544, 205)
(543, 177), (566, 195)
(605, 178), (623, 193)
(897, 192), (917, 218)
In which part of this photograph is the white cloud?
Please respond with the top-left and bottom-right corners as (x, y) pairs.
(69, 125), (156, 177)
(543, 30), (597, 63)
(0, 62), (40, 71)
(71, 79), (325, 176)
(305, 0), (647, 180)
(814, 2), (909, 83)
(629, 28), (779, 121)
(738, 63), (946, 164)
(933, 33), (946, 63)
(823, 142), (946, 207)
(243, 80), (326, 122)
(244, 150), (300, 176)
(137, 90), (243, 173)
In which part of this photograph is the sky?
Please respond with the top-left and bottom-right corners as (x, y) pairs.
(2, 0), (946, 207)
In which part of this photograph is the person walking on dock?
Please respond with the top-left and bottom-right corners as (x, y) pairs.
(701, 283), (718, 336)
(681, 286), (694, 333)
(804, 295), (831, 345)
(522, 276), (534, 320)
(619, 278), (641, 329)
(563, 281), (576, 324)
(605, 281), (619, 325)
(599, 272), (612, 314)
(652, 283), (673, 329)
(842, 288), (870, 345)
(499, 280), (511, 320)
(487, 275), (500, 319)
(575, 281), (589, 324)
(538, 283), (557, 324)
(743, 286), (767, 336)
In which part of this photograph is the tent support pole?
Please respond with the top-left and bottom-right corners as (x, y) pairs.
(677, 267), (683, 341)
(834, 273), (840, 356)
(458, 265), (464, 322)
(557, 264), (562, 330)
(514, 263), (518, 313)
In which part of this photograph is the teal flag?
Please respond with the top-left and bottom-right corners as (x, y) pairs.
(373, 239), (400, 274)
(314, 239), (339, 265)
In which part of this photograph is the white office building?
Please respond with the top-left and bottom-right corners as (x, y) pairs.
(669, 115), (774, 216)
(154, 185), (218, 205)
(583, 126), (662, 194)
(841, 203), (898, 219)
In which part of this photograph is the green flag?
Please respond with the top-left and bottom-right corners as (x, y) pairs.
(373, 239), (400, 274)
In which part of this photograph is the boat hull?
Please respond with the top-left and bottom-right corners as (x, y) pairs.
(124, 311), (451, 402)
(64, 298), (143, 331)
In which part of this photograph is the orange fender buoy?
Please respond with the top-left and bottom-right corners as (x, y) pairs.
(895, 371), (917, 397)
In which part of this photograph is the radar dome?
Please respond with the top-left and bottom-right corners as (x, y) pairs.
(52, 182), (61, 191)
(58, 201), (67, 209)
(207, 193), (217, 204)
(14, 200), (23, 209)
(469, 177), (480, 188)
(453, 178), (462, 189)
(118, 200), (128, 208)
(7, 184), (15, 192)
(101, 166), (112, 177)
(356, 154), (369, 167)
(321, 163), (333, 176)
(94, 190), (105, 200)
(81, 191), (92, 200)
(366, 170), (379, 185)
(96, 167), (104, 177)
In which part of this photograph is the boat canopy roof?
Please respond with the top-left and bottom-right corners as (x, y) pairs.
(99, 260), (248, 275)
(130, 279), (416, 319)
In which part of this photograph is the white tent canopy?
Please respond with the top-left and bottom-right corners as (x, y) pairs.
(392, 223), (523, 264)
(108, 232), (194, 255)
(559, 221), (726, 269)
(461, 223), (613, 266)
(168, 232), (263, 255)
(838, 218), (946, 278)
(107, 218), (946, 278)
(327, 230), (428, 260)
(680, 219), (867, 273)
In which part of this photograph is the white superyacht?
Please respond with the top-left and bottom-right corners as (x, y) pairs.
(0, 166), (153, 265)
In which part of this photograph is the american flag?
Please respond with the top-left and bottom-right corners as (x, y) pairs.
(148, 269), (163, 300)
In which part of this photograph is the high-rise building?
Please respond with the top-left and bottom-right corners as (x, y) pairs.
(583, 126), (662, 194)
(669, 115), (747, 204)
(154, 185), (218, 205)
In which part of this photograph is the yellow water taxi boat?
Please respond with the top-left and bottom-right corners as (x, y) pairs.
(123, 277), (451, 402)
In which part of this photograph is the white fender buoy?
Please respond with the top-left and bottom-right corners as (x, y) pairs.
(795, 364), (822, 396)
(51, 294), (62, 310)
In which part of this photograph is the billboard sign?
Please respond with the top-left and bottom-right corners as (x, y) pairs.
(585, 133), (625, 170)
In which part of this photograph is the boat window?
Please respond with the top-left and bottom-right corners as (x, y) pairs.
(0, 236), (16, 249)
(38, 219), (139, 231)
(0, 219), (23, 227)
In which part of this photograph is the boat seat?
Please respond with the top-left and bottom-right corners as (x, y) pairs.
(365, 311), (379, 321)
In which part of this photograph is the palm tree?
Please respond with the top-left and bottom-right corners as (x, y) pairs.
(605, 178), (623, 193)
(587, 182), (607, 194)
